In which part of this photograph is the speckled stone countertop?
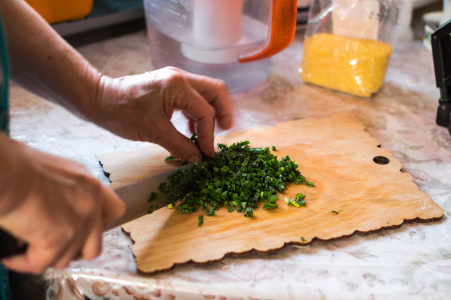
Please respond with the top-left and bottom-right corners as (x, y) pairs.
(9, 29), (451, 300)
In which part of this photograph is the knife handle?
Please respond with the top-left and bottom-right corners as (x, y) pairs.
(0, 228), (28, 259)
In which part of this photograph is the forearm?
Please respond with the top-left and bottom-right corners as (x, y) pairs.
(0, 0), (101, 120)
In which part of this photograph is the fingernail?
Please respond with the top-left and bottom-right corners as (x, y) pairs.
(188, 155), (201, 163)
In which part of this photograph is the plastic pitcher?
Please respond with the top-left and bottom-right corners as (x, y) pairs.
(144, 0), (297, 93)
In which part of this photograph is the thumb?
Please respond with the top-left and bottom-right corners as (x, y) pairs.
(157, 121), (203, 163)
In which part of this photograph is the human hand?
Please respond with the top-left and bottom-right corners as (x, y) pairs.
(0, 137), (125, 274)
(90, 67), (234, 163)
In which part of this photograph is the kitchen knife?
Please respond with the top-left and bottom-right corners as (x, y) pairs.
(0, 164), (191, 260)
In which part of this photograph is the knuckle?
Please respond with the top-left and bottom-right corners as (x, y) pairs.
(200, 105), (215, 122)
(166, 73), (185, 87)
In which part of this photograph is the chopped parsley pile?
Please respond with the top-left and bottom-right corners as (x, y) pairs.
(149, 140), (314, 225)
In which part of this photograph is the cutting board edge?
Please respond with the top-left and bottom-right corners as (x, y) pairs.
(124, 213), (444, 275)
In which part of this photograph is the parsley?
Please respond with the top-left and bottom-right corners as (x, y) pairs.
(198, 215), (203, 226)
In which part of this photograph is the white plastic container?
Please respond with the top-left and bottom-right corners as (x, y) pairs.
(144, 0), (297, 93)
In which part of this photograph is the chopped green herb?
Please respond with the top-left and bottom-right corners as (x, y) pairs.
(294, 193), (306, 206)
(148, 206), (155, 214)
(306, 181), (315, 187)
(272, 145), (277, 151)
(198, 215), (203, 226)
(150, 140), (313, 222)
(286, 193), (307, 208)
(331, 210), (342, 214)
(290, 201), (300, 208)
(167, 203), (174, 209)
(300, 237), (306, 242)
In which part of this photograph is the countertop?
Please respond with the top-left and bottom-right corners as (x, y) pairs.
(9, 29), (451, 299)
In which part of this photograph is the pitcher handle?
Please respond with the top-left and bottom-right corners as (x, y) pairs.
(238, 0), (297, 63)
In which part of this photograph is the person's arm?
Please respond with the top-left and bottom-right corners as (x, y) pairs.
(0, 0), (100, 120)
(0, 132), (125, 274)
(0, 0), (234, 162)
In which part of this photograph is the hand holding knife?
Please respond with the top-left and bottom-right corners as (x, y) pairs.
(0, 165), (188, 261)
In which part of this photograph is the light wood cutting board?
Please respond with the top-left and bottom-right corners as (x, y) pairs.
(100, 114), (444, 274)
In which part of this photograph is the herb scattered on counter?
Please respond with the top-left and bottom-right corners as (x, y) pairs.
(300, 237), (306, 242)
(198, 215), (203, 226)
(272, 145), (277, 151)
(152, 139), (314, 223)
(331, 210), (342, 215)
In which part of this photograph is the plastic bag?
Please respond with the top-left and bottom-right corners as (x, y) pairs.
(300, 0), (401, 97)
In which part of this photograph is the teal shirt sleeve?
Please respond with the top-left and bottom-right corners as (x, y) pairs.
(0, 13), (9, 135)
(0, 12), (12, 300)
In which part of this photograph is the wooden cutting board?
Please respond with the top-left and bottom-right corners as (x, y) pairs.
(100, 114), (443, 274)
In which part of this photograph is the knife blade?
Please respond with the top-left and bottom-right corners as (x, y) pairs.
(110, 164), (191, 227)
(0, 164), (191, 260)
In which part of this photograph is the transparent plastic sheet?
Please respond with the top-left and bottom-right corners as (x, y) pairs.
(300, 0), (401, 97)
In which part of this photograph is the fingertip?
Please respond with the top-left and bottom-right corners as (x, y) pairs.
(200, 143), (216, 158)
(196, 134), (215, 158)
(217, 114), (233, 130)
